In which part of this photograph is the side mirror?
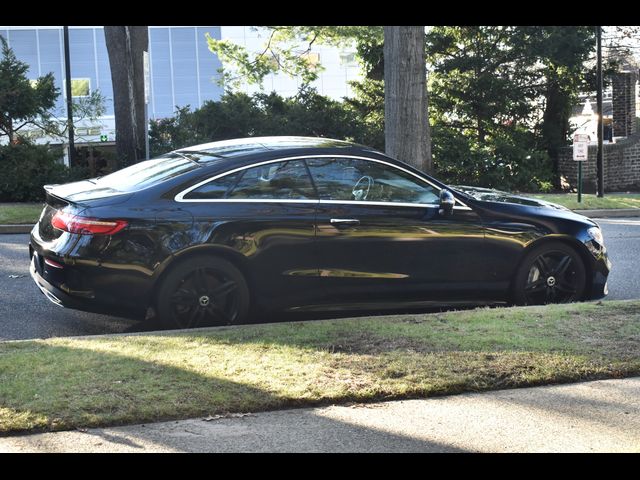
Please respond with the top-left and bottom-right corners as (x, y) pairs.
(439, 189), (455, 216)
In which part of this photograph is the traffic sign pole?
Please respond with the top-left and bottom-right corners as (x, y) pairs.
(578, 162), (582, 203)
(573, 134), (589, 205)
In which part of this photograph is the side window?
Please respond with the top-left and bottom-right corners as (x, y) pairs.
(304, 158), (358, 200)
(306, 158), (439, 204)
(184, 172), (241, 200)
(227, 160), (316, 200)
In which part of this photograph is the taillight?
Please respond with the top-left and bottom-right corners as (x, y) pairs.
(51, 211), (128, 235)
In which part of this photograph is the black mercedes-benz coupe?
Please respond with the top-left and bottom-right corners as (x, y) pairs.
(29, 136), (611, 329)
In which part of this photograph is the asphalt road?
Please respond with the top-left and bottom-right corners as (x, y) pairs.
(2, 377), (638, 452)
(1, 217), (638, 341)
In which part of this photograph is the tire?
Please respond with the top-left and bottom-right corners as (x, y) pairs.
(512, 241), (587, 306)
(155, 255), (250, 329)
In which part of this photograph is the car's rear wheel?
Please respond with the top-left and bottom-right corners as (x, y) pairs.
(513, 242), (586, 305)
(155, 256), (250, 329)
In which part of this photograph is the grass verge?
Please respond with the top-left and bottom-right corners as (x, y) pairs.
(0, 203), (43, 225)
(1, 300), (639, 434)
(529, 193), (640, 210)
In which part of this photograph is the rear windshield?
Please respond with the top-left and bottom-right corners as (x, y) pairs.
(92, 154), (200, 192)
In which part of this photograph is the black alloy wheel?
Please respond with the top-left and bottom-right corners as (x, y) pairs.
(513, 242), (586, 305)
(156, 256), (250, 329)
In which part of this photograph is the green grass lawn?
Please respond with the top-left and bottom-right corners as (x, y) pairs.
(1, 300), (639, 435)
(529, 193), (640, 210)
(0, 203), (43, 224)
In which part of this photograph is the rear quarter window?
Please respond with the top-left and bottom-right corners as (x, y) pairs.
(93, 155), (199, 192)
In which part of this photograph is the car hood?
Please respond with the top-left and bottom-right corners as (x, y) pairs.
(451, 185), (598, 229)
(451, 185), (571, 211)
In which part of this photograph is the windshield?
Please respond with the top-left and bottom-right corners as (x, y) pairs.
(92, 154), (200, 192)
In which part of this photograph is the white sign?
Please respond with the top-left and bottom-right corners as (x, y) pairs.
(573, 134), (590, 161)
(143, 51), (150, 105)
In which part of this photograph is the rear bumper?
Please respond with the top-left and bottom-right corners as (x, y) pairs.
(29, 250), (145, 320)
(30, 253), (78, 308)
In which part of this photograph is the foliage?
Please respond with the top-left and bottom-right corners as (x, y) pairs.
(149, 88), (383, 157)
(206, 26), (382, 89)
(0, 143), (89, 202)
(197, 26), (610, 189)
(427, 27), (539, 144)
(0, 36), (59, 142)
(431, 124), (554, 192)
(0, 36), (106, 144)
(343, 79), (385, 151)
(520, 26), (596, 163)
(426, 26), (596, 190)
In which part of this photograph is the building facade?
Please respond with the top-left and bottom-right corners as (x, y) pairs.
(0, 26), (361, 156)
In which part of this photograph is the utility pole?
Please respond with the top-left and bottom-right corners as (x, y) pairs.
(63, 26), (75, 168)
(596, 25), (604, 198)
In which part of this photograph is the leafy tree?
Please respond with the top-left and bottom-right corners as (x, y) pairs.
(0, 36), (59, 143)
(0, 35), (105, 145)
(0, 36), (105, 144)
(0, 36), (102, 200)
(426, 26), (597, 191)
(201, 26), (630, 191)
(517, 26), (595, 181)
(207, 26), (382, 88)
(427, 27), (538, 146)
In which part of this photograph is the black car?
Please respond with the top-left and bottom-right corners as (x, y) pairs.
(29, 136), (611, 329)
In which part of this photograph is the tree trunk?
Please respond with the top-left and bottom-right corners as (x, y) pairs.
(541, 78), (570, 189)
(104, 26), (148, 169)
(383, 26), (431, 173)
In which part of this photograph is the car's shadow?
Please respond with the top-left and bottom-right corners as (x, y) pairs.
(127, 302), (509, 334)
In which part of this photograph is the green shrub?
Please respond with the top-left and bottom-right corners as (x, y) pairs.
(0, 143), (90, 201)
(149, 88), (383, 158)
(149, 88), (552, 193)
(432, 125), (554, 192)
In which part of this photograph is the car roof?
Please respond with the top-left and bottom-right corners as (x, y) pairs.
(174, 136), (382, 162)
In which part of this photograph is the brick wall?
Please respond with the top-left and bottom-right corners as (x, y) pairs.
(612, 72), (637, 137)
(558, 132), (640, 192)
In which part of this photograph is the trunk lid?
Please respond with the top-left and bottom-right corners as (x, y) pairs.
(38, 181), (133, 242)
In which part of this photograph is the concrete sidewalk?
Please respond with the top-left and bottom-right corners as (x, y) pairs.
(2, 377), (638, 453)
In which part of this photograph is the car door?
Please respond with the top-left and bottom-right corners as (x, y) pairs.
(178, 159), (320, 311)
(306, 156), (491, 305)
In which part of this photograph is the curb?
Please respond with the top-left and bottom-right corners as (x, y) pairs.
(0, 224), (33, 234)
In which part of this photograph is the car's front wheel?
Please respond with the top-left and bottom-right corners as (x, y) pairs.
(155, 256), (250, 329)
(513, 242), (586, 305)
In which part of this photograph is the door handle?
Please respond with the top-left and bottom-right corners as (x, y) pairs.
(330, 218), (360, 226)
